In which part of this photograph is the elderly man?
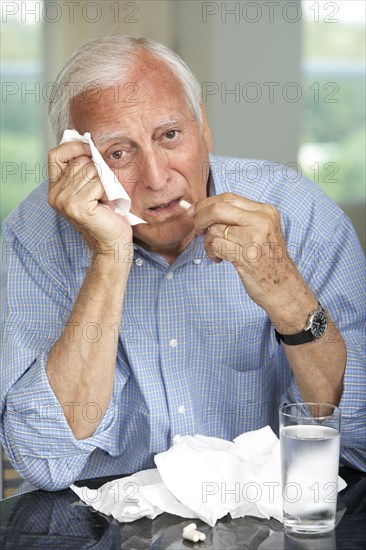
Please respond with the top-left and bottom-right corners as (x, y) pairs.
(1, 36), (365, 490)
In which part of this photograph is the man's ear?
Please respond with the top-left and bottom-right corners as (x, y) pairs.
(200, 102), (212, 152)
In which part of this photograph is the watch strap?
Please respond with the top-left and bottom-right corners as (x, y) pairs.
(274, 302), (325, 346)
(274, 328), (316, 346)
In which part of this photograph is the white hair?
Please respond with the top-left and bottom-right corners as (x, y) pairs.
(48, 36), (202, 142)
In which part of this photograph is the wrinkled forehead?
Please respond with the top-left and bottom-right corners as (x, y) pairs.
(69, 54), (190, 130)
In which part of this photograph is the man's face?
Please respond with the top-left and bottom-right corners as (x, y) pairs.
(70, 54), (212, 260)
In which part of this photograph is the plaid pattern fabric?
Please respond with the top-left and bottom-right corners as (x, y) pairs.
(1, 154), (365, 490)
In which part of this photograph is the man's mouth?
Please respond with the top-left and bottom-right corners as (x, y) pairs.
(147, 197), (183, 215)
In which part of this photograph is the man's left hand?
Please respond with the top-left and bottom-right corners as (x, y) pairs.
(192, 192), (318, 329)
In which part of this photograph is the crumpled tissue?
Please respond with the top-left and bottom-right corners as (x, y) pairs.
(60, 129), (146, 226)
(71, 426), (346, 527)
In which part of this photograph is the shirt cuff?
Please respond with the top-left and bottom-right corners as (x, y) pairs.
(5, 351), (119, 457)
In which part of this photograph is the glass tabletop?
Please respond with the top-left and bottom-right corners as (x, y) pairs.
(0, 467), (365, 549)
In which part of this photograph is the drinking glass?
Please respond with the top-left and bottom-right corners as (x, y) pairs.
(280, 402), (341, 535)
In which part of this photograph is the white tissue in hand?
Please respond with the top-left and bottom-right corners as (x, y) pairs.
(60, 129), (146, 226)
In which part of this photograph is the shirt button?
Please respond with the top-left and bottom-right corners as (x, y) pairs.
(166, 272), (174, 280)
(178, 405), (185, 415)
(169, 338), (178, 348)
(193, 259), (202, 265)
(135, 258), (143, 266)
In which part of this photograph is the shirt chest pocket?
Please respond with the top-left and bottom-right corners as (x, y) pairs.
(193, 310), (276, 373)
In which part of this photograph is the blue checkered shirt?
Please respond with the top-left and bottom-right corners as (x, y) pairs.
(1, 154), (365, 490)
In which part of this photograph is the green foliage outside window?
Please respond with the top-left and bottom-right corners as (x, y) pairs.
(300, 20), (365, 203)
(1, 21), (44, 225)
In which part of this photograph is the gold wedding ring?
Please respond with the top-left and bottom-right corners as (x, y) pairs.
(223, 225), (230, 240)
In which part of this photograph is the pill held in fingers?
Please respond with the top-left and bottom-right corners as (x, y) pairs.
(179, 199), (192, 210)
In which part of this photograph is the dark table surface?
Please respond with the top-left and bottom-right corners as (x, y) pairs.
(0, 467), (365, 549)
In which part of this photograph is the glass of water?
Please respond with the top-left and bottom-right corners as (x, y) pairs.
(279, 402), (341, 535)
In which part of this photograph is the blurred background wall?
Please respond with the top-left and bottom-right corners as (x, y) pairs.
(1, 0), (365, 246)
(0, 0), (365, 496)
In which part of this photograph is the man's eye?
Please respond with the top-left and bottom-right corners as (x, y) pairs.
(165, 130), (178, 140)
(111, 150), (124, 160)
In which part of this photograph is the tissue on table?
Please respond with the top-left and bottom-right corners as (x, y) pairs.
(60, 129), (146, 226)
(72, 469), (163, 522)
(71, 468), (195, 523)
(71, 426), (346, 527)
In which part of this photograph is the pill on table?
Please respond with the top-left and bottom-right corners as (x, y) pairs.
(182, 530), (200, 543)
(197, 532), (206, 541)
(183, 523), (197, 532)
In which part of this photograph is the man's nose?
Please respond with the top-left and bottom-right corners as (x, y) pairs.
(140, 149), (169, 190)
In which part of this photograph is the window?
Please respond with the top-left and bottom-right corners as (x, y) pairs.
(1, 0), (44, 498)
(1, 0), (44, 226)
(299, 1), (365, 204)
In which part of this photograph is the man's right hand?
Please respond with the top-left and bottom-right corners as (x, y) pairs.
(48, 141), (133, 258)
(46, 141), (133, 439)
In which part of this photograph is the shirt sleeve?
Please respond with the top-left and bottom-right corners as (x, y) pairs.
(286, 214), (366, 471)
(0, 224), (120, 490)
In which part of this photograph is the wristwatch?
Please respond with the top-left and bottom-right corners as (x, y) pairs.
(275, 303), (328, 345)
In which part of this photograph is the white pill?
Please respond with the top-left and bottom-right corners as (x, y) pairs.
(197, 531), (206, 541)
(182, 523), (197, 533)
(182, 530), (200, 543)
(179, 199), (192, 210)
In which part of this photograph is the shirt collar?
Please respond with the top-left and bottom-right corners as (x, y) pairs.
(208, 152), (234, 196)
(133, 234), (206, 270)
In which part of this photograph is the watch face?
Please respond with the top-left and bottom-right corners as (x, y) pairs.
(310, 310), (328, 338)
